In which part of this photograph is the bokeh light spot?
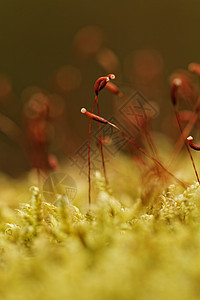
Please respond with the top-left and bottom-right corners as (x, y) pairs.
(54, 65), (81, 93)
(73, 26), (104, 56)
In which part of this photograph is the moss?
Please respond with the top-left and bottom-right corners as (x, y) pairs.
(1, 164), (200, 300)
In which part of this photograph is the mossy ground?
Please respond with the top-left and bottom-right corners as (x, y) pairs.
(1, 155), (200, 300)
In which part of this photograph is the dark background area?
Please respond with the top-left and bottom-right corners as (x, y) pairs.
(0, 0), (200, 176)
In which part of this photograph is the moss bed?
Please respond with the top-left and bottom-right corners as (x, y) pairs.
(0, 159), (200, 300)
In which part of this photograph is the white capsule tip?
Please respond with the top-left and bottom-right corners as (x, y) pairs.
(187, 136), (193, 141)
(173, 78), (182, 86)
(81, 108), (86, 114)
(106, 74), (115, 82)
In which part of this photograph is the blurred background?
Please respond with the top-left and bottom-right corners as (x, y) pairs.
(0, 0), (200, 176)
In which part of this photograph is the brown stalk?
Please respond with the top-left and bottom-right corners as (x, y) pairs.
(87, 74), (115, 204)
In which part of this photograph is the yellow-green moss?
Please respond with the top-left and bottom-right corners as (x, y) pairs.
(1, 167), (200, 300)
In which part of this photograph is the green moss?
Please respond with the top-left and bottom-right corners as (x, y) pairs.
(1, 165), (200, 300)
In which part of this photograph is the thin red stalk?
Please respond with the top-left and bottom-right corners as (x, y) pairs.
(87, 93), (108, 204)
(168, 98), (200, 165)
(174, 105), (200, 183)
(168, 112), (198, 165)
(87, 75), (115, 205)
